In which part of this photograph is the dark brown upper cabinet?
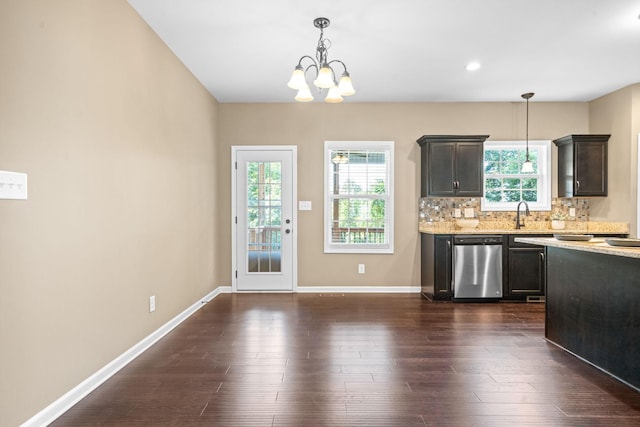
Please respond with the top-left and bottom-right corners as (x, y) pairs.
(417, 135), (489, 197)
(553, 134), (609, 197)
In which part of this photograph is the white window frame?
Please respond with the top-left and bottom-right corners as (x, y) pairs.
(324, 141), (394, 254)
(481, 140), (551, 211)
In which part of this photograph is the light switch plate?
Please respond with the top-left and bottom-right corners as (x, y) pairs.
(464, 208), (474, 218)
(0, 171), (28, 200)
(299, 201), (312, 210)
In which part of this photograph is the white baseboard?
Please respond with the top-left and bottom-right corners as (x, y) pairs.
(297, 286), (421, 293)
(21, 286), (229, 427)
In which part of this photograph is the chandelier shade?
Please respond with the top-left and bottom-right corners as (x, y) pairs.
(287, 17), (355, 103)
(325, 85), (343, 103)
(295, 85), (314, 102)
(338, 72), (355, 96)
(314, 66), (335, 89)
(287, 66), (307, 90)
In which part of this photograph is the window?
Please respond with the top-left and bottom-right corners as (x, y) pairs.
(324, 141), (394, 254)
(481, 140), (551, 211)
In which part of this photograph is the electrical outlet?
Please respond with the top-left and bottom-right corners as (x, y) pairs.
(358, 264), (365, 274)
(569, 208), (576, 217)
(149, 296), (156, 313)
(454, 208), (462, 218)
(464, 208), (474, 218)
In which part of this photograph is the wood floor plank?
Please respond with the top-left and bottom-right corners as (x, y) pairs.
(51, 294), (640, 426)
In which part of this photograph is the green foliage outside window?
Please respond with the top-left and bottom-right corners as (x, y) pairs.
(330, 150), (388, 244)
(247, 162), (282, 243)
(484, 148), (539, 203)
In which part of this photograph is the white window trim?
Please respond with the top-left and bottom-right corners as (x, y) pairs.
(481, 140), (551, 211)
(324, 141), (394, 254)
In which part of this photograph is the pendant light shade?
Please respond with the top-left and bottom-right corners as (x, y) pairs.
(521, 159), (534, 173)
(521, 92), (535, 173)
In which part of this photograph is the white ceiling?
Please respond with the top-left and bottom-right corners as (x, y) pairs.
(127, 0), (640, 103)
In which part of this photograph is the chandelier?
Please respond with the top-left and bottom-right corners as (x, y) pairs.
(287, 17), (355, 103)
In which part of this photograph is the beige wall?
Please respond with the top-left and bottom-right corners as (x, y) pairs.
(218, 102), (589, 288)
(589, 84), (640, 235)
(0, 1), (219, 425)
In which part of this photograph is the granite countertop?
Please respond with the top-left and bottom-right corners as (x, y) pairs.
(419, 221), (629, 235)
(514, 236), (640, 259)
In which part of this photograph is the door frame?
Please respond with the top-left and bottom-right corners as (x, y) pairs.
(231, 145), (298, 292)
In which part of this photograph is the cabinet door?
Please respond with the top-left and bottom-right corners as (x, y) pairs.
(556, 143), (574, 197)
(428, 143), (456, 196)
(575, 142), (607, 196)
(508, 248), (544, 295)
(554, 135), (609, 198)
(434, 235), (452, 296)
(455, 142), (484, 196)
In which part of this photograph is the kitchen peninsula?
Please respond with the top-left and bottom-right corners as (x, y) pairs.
(516, 236), (640, 391)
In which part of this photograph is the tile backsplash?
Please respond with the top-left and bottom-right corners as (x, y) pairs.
(419, 197), (589, 225)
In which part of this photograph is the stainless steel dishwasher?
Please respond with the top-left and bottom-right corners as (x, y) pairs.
(452, 235), (503, 300)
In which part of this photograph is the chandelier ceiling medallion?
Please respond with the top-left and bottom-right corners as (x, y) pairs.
(287, 17), (355, 103)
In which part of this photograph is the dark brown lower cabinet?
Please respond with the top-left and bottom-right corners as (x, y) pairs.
(420, 233), (452, 300)
(505, 235), (546, 300)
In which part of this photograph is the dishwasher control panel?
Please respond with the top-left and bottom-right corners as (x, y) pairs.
(454, 235), (503, 245)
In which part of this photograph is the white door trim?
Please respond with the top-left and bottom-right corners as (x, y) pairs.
(231, 146), (297, 292)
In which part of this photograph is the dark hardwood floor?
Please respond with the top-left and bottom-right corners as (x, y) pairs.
(53, 293), (640, 426)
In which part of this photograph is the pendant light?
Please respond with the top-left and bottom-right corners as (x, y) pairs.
(521, 92), (535, 173)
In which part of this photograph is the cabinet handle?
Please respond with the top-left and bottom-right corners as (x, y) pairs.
(539, 252), (545, 288)
(576, 180), (580, 188)
(447, 240), (451, 249)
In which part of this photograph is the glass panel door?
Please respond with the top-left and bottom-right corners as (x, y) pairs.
(234, 148), (295, 291)
(247, 161), (282, 273)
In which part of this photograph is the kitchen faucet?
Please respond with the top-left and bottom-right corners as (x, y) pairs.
(515, 201), (530, 229)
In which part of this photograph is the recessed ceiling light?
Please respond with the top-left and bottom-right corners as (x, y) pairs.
(466, 61), (481, 71)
